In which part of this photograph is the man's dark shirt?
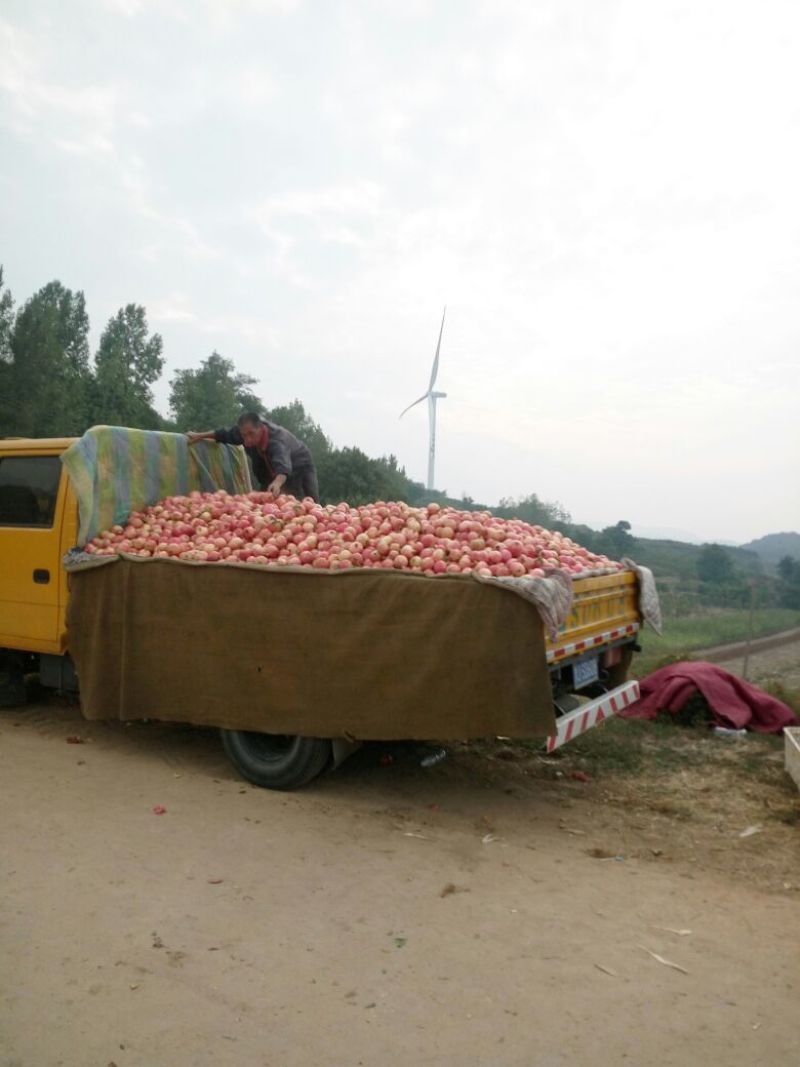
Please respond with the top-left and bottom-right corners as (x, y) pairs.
(213, 420), (315, 490)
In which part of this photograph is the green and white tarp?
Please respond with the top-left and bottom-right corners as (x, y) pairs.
(62, 425), (252, 546)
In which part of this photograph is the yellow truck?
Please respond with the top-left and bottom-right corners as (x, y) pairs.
(0, 434), (647, 789)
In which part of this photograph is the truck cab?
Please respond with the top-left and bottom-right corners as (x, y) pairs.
(0, 438), (79, 696)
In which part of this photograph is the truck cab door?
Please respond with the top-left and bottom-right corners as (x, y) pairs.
(0, 453), (65, 652)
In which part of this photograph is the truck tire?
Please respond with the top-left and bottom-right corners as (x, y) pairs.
(0, 654), (26, 709)
(220, 730), (332, 791)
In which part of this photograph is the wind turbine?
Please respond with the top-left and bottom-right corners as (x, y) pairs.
(400, 307), (447, 491)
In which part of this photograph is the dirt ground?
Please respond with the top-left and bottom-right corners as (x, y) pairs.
(2, 659), (799, 1067)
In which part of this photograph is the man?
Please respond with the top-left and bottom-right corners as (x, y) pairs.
(187, 412), (319, 501)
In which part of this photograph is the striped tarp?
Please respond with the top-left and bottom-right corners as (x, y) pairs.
(62, 426), (252, 547)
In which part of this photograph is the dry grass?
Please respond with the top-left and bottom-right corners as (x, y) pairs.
(459, 717), (800, 895)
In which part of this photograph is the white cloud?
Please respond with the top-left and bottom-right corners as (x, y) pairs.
(230, 66), (279, 109)
(98, 0), (145, 14)
(255, 182), (384, 230)
(0, 20), (119, 146)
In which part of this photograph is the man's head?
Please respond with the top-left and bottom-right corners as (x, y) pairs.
(237, 412), (266, 448)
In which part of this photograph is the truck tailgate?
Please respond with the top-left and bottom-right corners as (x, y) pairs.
(546, 571), (640, 665)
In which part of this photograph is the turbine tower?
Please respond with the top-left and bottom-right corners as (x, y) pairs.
(399, 307), (447, 491)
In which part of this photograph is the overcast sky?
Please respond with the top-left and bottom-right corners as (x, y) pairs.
(2, 0), (798, 543)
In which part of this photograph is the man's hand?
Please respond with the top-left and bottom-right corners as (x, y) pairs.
(186, 431), (208, 445)
(267, 474), (287, 497)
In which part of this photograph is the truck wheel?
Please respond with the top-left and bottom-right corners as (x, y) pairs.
(220, 730), (332, 791)
(0, 654), (26, 709)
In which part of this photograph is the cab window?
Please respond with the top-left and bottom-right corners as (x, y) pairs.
(0, 456), (62, 527)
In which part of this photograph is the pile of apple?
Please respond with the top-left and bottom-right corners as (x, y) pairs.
(84, 491), (624, 578)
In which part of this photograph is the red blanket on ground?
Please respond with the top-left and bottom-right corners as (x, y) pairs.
(621, 661), (796, 734)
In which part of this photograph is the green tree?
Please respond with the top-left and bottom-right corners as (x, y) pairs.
(169, 352), (262, 431)
(6, 281), (91, 437)
(696, 543), (735, 584)
(263, 399), (332, 461)
(318, 447), (410, 506)
(777, 555), (800, 609)
(560, 522), (605, 554)
(495, 492), (571, 528)
(0, 267), (14, 433)
(0, 266), (12, 363)
(778, 555), (797, 582)
(92, 304), (164, 429)
(596, 519), (635, 559)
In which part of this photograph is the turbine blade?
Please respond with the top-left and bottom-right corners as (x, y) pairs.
(428, 306), (446, 391)
(399, 392), (429, 419)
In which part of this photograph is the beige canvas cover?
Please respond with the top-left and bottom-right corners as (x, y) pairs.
(66, 557), (556, 741)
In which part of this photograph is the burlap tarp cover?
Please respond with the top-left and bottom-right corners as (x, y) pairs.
(66, 557), (556, 741)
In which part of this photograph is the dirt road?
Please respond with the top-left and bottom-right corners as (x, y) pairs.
(677, 625), (800, 691)
(698, 626), (800, 664)
(2, 700), (798, 1067)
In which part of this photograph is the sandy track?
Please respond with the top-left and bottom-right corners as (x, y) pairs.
(698, 626), (800, 664)
(1, 700), (798, 1067)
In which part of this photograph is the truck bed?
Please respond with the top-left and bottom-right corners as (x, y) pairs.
(65, 557), (643, 744)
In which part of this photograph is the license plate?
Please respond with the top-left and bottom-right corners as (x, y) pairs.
(572, 656), (599, 689)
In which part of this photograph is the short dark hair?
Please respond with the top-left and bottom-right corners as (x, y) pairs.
(237, 411), (262, 428)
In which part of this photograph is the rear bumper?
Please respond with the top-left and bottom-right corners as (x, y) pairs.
(545, 679), (640, 753)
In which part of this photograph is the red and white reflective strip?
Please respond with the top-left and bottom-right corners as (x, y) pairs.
(546, 622), (639, 664)
(545, 680), (640, 753)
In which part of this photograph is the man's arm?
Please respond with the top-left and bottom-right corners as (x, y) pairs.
(186, 426), (243, 446)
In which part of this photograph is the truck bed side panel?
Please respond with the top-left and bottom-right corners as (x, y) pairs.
(67, 559), (559, 741)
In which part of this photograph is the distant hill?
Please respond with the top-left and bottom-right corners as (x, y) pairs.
(630, 537), (764, 581)
(740, 532), (800, 565)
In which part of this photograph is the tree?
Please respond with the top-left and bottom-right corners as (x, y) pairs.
(318, 447), (410, 506)
(169, 352), (262, 431)
(92, 304), (164, 429)
(263, 399), (332, 461)
(0, 266), (12, 363)
(597, 519), (635, 559)
(778, 555), (797, 582)
(495, 493), (571, 528)
(0, 267), (14, 433)
(696, 543), (735, 584)
(777, 555), (800, 609)
(5, 281), (92, 437)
